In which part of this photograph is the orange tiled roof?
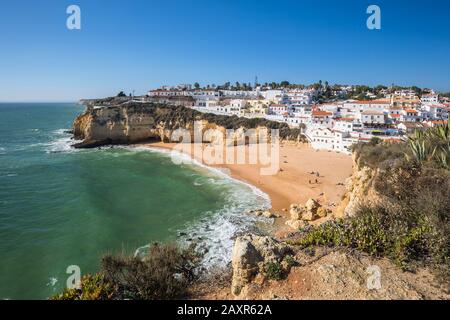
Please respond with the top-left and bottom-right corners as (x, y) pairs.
(353, 100), (390, 104)
(312, 110), (332, 117)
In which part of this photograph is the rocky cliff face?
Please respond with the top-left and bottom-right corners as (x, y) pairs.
(72, 102), (304, 148)
(341, 153), (385, 217)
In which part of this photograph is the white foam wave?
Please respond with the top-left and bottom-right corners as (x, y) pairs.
(46, 277), (58, 287)
(124, 145), (272, 269)
(129, 145), (271, 206)
(33, 129), (82, 154)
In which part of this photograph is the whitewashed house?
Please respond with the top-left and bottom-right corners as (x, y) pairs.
(308, 127), (335, 150)
(422, 104), (448, 120)
(269, 104), (288, 116)
(359, 110), (386, 125)
(421, 94), (439, 104)
(311, 110), (334, 127)
(333, 118), (363, 132)
(400, 109), (419, 122)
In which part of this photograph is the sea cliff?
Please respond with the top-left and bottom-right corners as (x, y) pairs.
(73, 101), (305, 148)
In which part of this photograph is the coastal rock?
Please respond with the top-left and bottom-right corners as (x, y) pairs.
(248, 209), (278, 218)
(285, 219), (308, 230)
(231, 234), (291, 296)
(305, 198), (320, 213)
(72, 102), (305, 148)
(289, 204), (304, 220)
(262, 210), (277, 218)
(302, 210), (317, 221)
(301, 198), (321, 221)
(317, 207), (331, 218)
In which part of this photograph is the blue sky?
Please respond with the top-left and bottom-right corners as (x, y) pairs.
(0, 0), (449, 102)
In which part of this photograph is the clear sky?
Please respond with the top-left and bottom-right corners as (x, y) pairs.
(0, 0), (449, 102)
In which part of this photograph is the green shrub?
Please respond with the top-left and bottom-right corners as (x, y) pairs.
(51, 274), (113, 300)
(101, 243), (199, 300)
(264, 261), (283, 280)
(53, 243), (200, 300)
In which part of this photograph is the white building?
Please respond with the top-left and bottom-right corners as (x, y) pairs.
(333, 118), (363, 132)
(311, 110), (334, 127)
(268, 104), (288, 116)
(148, 89), (190, 97)
(220, 90), (259, 98)
(421, 94), (439, 104)
(283, 89), (313, 105)
(259, 90), (283, 103)
(400, 109), (419, 122)
(359, 110), (386, 125)
(307, 127), (359, 154)
(422, 104), (448, 120)
(191, 89), (222, 99)
(343, 100), (390, 113)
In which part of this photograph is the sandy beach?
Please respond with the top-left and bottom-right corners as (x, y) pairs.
(142, 141), (353, 220)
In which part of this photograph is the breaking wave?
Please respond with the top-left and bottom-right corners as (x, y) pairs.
(130, 145), (272, 269)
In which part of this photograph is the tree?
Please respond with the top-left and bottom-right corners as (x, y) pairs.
(117, 91), (127, 97)
(280, 81), (290, 88)
(194, 82), (200, 89)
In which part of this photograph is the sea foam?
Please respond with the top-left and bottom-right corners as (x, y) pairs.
(128, 145), (272, 269)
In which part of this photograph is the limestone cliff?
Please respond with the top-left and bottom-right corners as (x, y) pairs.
(341, 153), (386, 217)
(72, 102), (305, 148)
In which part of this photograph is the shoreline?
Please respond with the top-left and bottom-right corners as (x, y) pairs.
(139, 141), (353, 235)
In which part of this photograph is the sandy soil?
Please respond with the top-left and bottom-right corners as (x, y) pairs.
(142, 141), (352, 222)
(191, 248), (450, 300)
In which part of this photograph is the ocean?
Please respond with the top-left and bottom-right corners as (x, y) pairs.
(0, 103), (271, 299)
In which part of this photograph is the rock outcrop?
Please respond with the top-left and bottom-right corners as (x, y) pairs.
(231, 234), (292, 296)
(341, 154), (385, 217)
(285, 198), (331, 230)
(247, 209), (279, 218)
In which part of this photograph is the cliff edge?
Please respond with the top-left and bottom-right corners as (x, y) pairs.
(72, 102), (305, 148)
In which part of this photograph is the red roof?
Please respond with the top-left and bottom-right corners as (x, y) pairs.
(431, 120), (448, 125)
(404, 109), (418, 113)
(312, 110), (332, 117)
(353, 100), (390, 104)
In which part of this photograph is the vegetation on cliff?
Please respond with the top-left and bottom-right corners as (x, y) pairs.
(291, 120), (450, 279)
(52, 243), (200, 300)
(121, 103), (305, 140)
(73, 102), (305, 147)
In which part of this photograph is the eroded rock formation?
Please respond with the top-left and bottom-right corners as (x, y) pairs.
(72, 102), (305, 148)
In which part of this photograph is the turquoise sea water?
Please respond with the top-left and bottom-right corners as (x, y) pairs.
(0, 103), (270, 299)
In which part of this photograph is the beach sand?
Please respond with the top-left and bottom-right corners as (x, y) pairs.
(142, 142), (353, 219)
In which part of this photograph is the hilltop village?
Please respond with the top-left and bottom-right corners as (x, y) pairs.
(109, 82), (450, 155)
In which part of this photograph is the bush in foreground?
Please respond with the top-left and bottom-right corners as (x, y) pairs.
(51, 274), (113, 300)
(52, 243), (200, 300)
